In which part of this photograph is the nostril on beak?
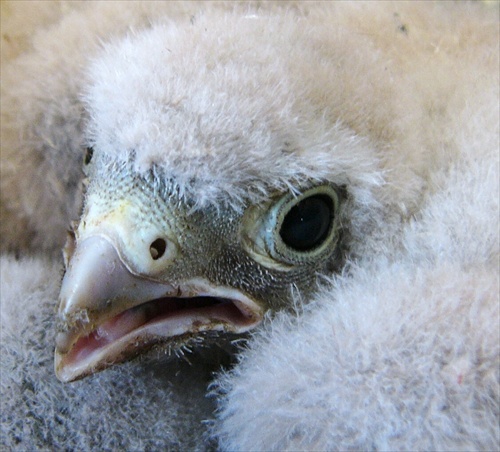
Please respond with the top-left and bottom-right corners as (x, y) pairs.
(150, 238), (167, 260)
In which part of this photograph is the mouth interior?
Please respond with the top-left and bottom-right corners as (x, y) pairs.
(67, 296), (254, 364)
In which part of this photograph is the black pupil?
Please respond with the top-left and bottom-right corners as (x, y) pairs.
(279, 195), (333, 251)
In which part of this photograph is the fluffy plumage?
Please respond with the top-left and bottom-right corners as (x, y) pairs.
(1, 1), (498, 450)
(214, 104), (500, 450)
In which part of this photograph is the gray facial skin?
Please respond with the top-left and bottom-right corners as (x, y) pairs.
(55, 151), (344, 382)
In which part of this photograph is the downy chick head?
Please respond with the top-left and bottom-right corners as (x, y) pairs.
(55, 11), (382, 382)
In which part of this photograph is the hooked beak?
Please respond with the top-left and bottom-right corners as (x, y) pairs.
(55, 235), (262, 382)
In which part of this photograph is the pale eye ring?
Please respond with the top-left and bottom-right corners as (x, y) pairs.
(266, 184), (341, 264)
(241, 184), (342, 268)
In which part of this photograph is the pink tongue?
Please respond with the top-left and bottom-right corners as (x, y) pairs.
(66, 297), (236, 365)
(95, 307), (148, 343)
(71, 307), (148, 362)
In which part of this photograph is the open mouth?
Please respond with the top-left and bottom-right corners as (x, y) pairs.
(56, 290), (261, 382)
(68, 296), (250, 362)
(55, 236), (263, 382)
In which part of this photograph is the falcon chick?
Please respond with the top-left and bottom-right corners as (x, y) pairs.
(1, 2), (498, 450)
(51, 3), (498, 390)
(55, 11), (361, 381)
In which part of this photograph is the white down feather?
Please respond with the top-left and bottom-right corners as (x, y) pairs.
(1, 1), (498, 450)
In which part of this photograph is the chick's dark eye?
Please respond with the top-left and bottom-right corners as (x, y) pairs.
(279, 195), (333, 251)
(84, 147), (94, 165)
